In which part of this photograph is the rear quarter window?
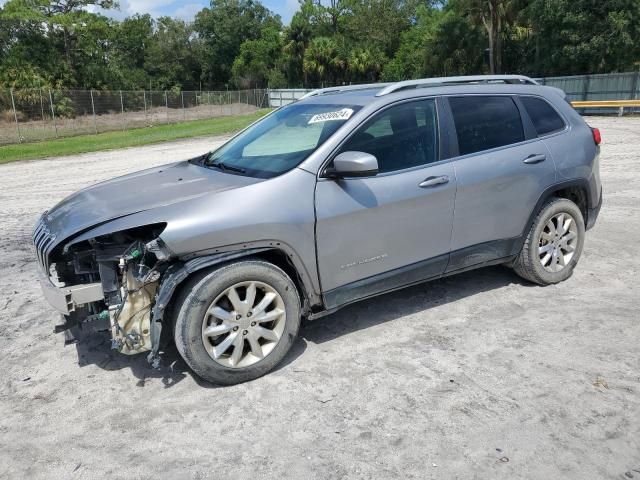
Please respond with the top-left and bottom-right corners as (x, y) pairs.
(520, 96), (566, 136)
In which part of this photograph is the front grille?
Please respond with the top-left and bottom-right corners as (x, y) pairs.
(32, 215), (57, 274)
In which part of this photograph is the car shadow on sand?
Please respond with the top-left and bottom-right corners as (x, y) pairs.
(72, 265), (531, 387)
(301, 265), (531, 345)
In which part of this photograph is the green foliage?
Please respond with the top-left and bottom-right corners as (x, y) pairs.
(303, 36), (343, 84)
(520, 0), (640, 75)
(144, 17), (203, 90)
(1, 0), (639, 92)
(195, 0), (282, 88)
(53, 96), (75, 118)
(232, 25), (284, 88)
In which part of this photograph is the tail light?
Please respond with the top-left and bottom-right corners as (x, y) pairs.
(592, 127), (602, 145)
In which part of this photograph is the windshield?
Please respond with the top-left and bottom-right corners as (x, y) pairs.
(204, 103), (361, 178)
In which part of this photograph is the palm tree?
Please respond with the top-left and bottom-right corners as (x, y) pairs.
(303, 36), (343, 85)
(347, 47), (386, 82)
(283, 13), (313, 86)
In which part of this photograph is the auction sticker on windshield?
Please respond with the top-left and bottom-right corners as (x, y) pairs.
(308, 108), (354, 124)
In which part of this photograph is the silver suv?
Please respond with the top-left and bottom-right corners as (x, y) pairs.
(33, 75), (602, 384)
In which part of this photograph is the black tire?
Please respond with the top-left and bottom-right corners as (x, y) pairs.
(173, 260), (301, 385)
(513, 197), (585, 285)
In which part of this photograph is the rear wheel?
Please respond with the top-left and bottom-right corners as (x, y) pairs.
(513, 198), (585, 285)
(174, 260), (301, 385)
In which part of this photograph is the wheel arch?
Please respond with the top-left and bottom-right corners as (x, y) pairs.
(155, 244), (318, 326)
(531, 178), (589, 222)
(148, 245), (318, 362)
(518, 179), (590, 250)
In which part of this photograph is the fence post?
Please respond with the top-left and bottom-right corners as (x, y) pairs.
(39, 88), (47, 139)
(181, 91), (186, 120)
(10, 89), (22, 142)
(119, 90), (125, 131)
(632, 71), (640, 114)
(165, 91), (169, 123)
(90, 89), (98, 134)
(48, 90), (58, 138)
(143, 90), (148, 124)
(582, 75), (590, 101)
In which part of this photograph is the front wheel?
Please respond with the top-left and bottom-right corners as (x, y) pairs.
(174, 260), (301, 385)
(513, 197), (585, 285)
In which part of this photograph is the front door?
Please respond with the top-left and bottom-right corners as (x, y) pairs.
(314, 98), (456, 308)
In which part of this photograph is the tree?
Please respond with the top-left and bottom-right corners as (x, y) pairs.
(282, 5), (315, 86)
(2, 0), (640, 93)
(0, 0), (119, 88)
(232, 26), (284, 88)
(111, 14), (154, 89)
(144, 17), (203, 90)
(194, 0), (281, 88)
(347, 46), (386, 82)
(345, 0), (422, 57)
(303, 36), (345, 85)
(460, 0), (517, 74)
(382, 4), (485, 80)
(521, 0), (640, 75)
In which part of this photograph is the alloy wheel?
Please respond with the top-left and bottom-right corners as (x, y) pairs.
(538, 212), (579, 272)
(201, 281), (286, 368)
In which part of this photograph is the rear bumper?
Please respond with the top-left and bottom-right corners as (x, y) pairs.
(586, 189), (603, 230)
(37, 267), (103, 315)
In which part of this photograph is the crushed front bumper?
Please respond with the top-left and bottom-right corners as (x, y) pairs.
(37, 267), (103, 315)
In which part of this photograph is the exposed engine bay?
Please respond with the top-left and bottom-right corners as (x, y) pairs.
(48, 224), (170, 359)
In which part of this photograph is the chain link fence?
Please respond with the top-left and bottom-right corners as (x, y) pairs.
(3, 72), (639, 146)
(0, 89), (269, 146)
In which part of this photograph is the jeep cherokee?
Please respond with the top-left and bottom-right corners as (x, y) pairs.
(32, 75), (603, 384)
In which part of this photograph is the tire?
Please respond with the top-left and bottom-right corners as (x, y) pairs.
(513, 197), (585, 285)
(173, 260), (301, 385)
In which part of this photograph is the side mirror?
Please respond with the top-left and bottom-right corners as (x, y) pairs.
(328, 151), (379, 178)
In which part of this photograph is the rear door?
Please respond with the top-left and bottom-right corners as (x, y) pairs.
(315, 98), (456, 307)
(444, 94), (557, 272)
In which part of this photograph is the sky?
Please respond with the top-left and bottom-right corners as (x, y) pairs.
(0, 0), (302, 23)
(99, 0), (301, 22)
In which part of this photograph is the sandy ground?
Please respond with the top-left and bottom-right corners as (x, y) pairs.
(0, 117), (639, 480)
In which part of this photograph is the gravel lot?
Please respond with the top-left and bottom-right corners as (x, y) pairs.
(0, 117), (639, 480)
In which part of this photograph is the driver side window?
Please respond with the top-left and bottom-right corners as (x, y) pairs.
(339, 99), (439, 173)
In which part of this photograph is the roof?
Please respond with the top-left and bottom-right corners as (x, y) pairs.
(296, 75), (562, 106)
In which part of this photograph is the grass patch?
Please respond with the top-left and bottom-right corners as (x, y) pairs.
(0, 109), (271, 164)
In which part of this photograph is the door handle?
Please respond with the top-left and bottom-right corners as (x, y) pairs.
(523, 154), (546, 164)
(419, 175), (449, 188)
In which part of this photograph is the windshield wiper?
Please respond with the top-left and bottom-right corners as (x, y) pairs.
(208, 161), (246, 174)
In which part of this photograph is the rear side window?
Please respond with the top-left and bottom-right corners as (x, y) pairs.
(449, 96), (524, 155)
(520, 96), (566, 136)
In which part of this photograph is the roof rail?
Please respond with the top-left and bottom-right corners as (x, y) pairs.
(375, 75), (539, 96)
(299, 82), (392, 100)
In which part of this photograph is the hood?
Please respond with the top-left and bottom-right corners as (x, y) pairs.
(43, 160), (261, 244)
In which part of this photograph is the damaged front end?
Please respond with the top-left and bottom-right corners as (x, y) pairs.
(33, 218), (170, 363)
